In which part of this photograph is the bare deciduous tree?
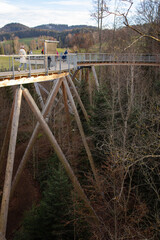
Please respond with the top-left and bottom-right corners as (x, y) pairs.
(108, 0), (160, 45)
(91, 0), (109, 52)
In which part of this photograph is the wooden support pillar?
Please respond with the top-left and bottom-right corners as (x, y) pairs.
(62, 81), (71, 141)
(91, 66), (99, 91)
(79, 69), (82, 82)
(0, 232), (7, 240)
(37, 83), (49, 95)
(82, 68), (84, 80)
(0, 87), (22, 236)
(34, 83), (45, 109)
(44, 40), (48, 74)
(67, 75), (89, 122)
(63, 78), (100, 187)
(71, 69), (79, 82)
(87, 69), (92, 106)
(58, 86), (73, 114)
(11, 78), (63, 198)
(22, 87), (98, 221)
(0, 95), (16, 175)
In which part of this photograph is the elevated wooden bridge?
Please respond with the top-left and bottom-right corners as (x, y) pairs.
(0, 52), (159, 240)
(0, 53), (159, 87)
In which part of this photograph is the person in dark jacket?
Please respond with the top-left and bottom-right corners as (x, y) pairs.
(62, 49), (68, 61)
(48, 56), (51, 70)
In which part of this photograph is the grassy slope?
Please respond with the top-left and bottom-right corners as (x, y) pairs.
(0, 56), (19, 71)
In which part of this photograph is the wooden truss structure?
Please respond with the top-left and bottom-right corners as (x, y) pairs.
(0, 67), (100, 239)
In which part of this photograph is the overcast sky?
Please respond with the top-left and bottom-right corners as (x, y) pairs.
(0, 0), (140, 28)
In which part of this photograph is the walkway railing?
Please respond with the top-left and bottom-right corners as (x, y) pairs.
(0, 53), (159, 80)
(77, 53), (160, 63)
(0, 54), (77, 77)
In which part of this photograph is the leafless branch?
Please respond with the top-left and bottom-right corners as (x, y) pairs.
(124, 36), (144, 51)
(106, 0), (160, 42)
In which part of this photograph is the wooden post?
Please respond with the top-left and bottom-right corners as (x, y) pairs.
(22, 87), (99, 220)
(85, 68), (92, 106)
(10, 78), (63, 198)
(37, 83), (49, 95)
(0, 94), (16, 175)
(62, 81), (72, 141)
(67, 75), (89, 122)
(0, 232), (7, 240)
(91, 66), (99, 91)
(71, 69), (79, 82)
(63, 79), (99, 187)
(79, 69), (82, 82)
(0, 87), (22, 236)
(58, 86), (73, 114)
(34, 83), (45, 109)
(87, 69), (92, 106)
(44, 40), (48, 74)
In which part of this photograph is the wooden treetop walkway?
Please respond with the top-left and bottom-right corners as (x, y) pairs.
(0, 53), (159, 87)
(0, 52), (159, 240)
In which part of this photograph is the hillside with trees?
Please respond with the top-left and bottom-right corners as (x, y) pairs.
(0, 23), (30, 33)
(34, 23), (97, 31)
(0, 23), (97, 45)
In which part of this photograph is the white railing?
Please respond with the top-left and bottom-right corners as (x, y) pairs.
(0, 53), (77, 78)
(77, 53), (160, 63)
(0, 53), (159, 79)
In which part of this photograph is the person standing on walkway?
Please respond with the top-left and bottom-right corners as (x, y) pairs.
(18, 45), (27, 71)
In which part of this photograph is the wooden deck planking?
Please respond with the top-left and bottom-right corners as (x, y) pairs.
(0, 72), (69, 87)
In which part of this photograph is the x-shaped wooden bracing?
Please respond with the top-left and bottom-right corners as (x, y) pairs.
(0, 75), (99, 239)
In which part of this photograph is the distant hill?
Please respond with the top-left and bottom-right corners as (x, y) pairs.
(0, 22), (97, 46)
(0, 23), (97, 34)
(34, 24), (97, 31)
(35, 24), (69, 31)
(0, 23), (30, 33)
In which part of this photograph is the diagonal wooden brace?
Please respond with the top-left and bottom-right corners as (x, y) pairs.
(67, 74), (89, 122)
(10, 78), (63, 198)
(63, 78), (100, 188)
(22, 87), (99, 221)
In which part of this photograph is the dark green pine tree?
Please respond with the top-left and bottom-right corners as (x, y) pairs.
(14, 155), (75, 240)
(77, 77), (91, 134)
(90, 86), (111, 163)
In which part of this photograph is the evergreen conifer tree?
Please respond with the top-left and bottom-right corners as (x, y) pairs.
(14, 155), (74, 240)
(90, 85), (111, 163)
(77, 76), (91, 134)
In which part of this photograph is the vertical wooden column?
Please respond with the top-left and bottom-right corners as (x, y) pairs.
(63, 78), (99, 187)
(87, 68), (92, 106)
(79, 69), (82, 82)
(0, 87), (22, 237)
(0, 95), (16, 175)
(44, 40), (48, 74)
(91, 66), (99, 91)
(22, 87), (98, 221)
(11, 79), (63, 198)
(62, 81), (71, 141)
